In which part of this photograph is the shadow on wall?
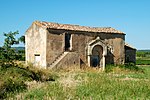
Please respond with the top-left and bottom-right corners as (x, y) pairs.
(106, 49), (114, 65)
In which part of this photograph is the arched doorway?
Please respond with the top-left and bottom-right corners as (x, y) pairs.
(87, 37), (107, 70)
(91, 45), (103, 67)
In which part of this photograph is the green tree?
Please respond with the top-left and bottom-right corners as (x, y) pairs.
(18, 35), (25, 61)
(0, 31), (19, 61)
(18, 35), (25, 44)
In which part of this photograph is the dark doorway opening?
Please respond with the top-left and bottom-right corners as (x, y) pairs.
(91, 45), (103, 67)
(91, 55), (100, 67)
(65, 34), (71, 51)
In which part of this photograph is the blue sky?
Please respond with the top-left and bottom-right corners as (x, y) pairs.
(0, 0), (150, 50)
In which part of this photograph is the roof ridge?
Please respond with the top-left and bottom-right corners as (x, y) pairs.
(33, 21), (124, 34)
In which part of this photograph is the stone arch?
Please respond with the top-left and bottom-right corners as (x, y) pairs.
(87, 37), (107, 70)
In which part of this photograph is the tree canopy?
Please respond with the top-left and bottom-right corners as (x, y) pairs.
(0, 31), (25, 61)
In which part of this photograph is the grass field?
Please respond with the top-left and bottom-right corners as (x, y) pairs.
(136, 57), (150, 65)
(136, 50), (150, 65)
(5, 65), (150, 100)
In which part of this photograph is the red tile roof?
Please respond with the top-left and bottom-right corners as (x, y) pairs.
(34, 21), (124, 34)
(125, 43), (136, 50)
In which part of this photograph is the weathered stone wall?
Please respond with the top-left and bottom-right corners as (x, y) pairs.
(71, 32), (125, 65)
(103, 33), (125, 64)
(51, 52), (80, 69)
(46, 30), (64, 66)
(71, 33), (93, 65)
(125, 47), (136, 63)
(25, 23), (47, 68)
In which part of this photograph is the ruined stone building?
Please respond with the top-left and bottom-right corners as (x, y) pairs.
(125, 43), (136, 63)
(25, 21), (136, 70)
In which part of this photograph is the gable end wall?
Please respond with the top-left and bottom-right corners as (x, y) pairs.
(25, 23), (47, 68)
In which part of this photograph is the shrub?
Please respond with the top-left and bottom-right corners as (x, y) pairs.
(0, 61), (58, 99)
(0, 78), (26, 99)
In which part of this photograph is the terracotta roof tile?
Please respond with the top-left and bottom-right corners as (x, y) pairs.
(125, 43), (136, 50)
(34, 21), (124, 34)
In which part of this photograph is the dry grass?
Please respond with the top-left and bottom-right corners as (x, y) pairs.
(4, 64), (150, 99)
(59, 73), (81, 88)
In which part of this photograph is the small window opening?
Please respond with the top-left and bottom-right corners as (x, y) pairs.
(34, 54), (40, 65)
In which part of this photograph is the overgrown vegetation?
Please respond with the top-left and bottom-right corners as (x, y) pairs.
(105, 63), (143, 73)
(75, 67), (150, 99)
(6, 65), (150, 99)
(0, 62), (57, 99)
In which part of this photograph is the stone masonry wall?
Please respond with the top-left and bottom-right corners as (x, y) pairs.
(71, 32), (125, 65)
(104, 34), (125, 64)
(72, 33), (93, 64)
(52, 52), (80, 69)
(46, 30), (64, 67)
(25, 23), (47, 68)
(125, 47), (136, 63)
